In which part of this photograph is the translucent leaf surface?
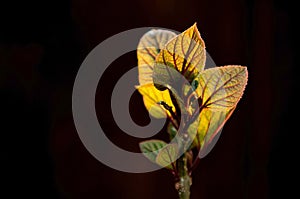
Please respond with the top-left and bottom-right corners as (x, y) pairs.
(137, 29), (176, 85)
(155, 143), (178, 169)
(154, 23), (206, 82)
(196, 65), (248, 110)
(189, 108), (235, 150)
(136, 84), (175, 118)
(139, 139), (167, 163)
(137, 29), (176, 118)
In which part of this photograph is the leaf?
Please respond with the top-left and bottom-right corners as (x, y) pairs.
(154, 23), (206, 83)
(139, 140), (167, 163)
(151, 24), (206, 118)
(155, 143), (179, 169)
(136, 84), (175, 118)
(152, 61), (185, 92)
(140, 140), (179, 170)
(190, 108), (235, 150)
(137, 29), (177, 119)
(196, 65), (248, 110)
(167, 122), (177, 140)
(188, 66), (247, 151)
(201, 108), (235, 147)
(137, 29), (176, 85)
(183, 112), (201, 150)
(151, 63), (189, 116)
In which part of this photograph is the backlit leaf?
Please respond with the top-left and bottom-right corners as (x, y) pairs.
(156, 143), (179, 170)
(201, 108), (235, 148)
(136, 84), (175, 118)
(154, 23), (206, 83)
(137, 29), (177, 118)
(196, 65), (248, 110)
(139, 139), (167, 163)
(137, 29), (176, 85)
(189, 108), (235, 150)
(152, 62), (184, 91)
(151, 62), (189, 116)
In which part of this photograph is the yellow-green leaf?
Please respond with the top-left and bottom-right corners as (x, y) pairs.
(151, 63), (189, 116)
(154, 23), (206, 82)
(136, 84), (175, 118)
(137, 29), (176, 85)
(152, 61), (184, 91)
(195, 108), (234, 149)
(196, 65), (248, 110)
(139, 139), (167, 163)
(155, 143), (178, 169)
(137, 29), (177, 119)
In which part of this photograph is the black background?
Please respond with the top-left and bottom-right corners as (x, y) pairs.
(1, 0), (297, 198)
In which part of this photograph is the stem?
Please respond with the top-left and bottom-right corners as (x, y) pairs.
(175, 153), (192, 199)
(189, 156), (200, 176)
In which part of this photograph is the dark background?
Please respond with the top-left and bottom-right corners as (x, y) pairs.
(1, 0), (297, 198)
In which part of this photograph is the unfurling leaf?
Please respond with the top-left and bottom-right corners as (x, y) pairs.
(139, 140), (167, 163)
(196, 65), (248, 110)
(156, 143), (178, 169)
(154, 23), (206, 83)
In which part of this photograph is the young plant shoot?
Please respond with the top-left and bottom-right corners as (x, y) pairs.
(137, 23), (248, 199)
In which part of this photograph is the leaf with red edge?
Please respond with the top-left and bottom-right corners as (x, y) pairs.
(154, 23), (206, 84)
(196, 65), (248, 110)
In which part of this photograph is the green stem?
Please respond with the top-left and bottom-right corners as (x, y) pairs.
(175, 154), (192, 199)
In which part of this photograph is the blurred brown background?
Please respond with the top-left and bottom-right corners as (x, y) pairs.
(1, 0), (297, 198)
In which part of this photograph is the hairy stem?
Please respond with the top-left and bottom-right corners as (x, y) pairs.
(175, 153), (192, 199)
